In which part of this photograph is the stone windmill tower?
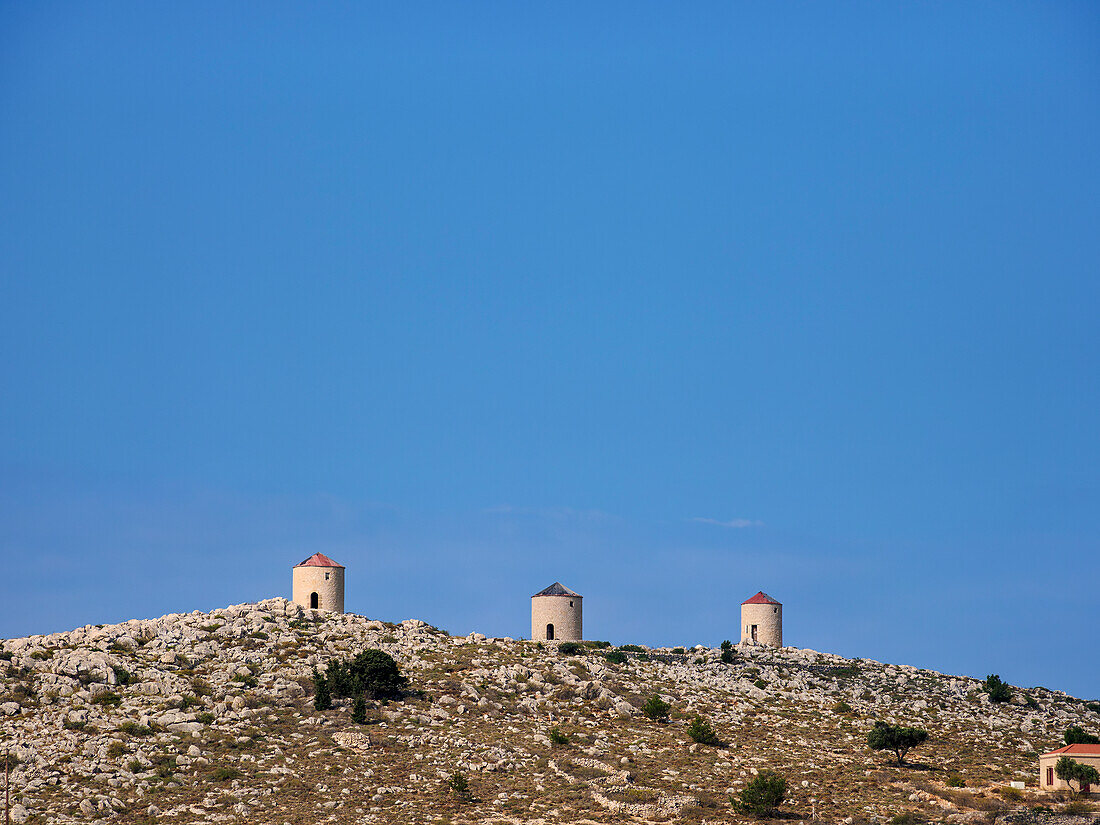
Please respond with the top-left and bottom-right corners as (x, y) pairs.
(292, 553), (345, 613)
(740, 591), (782, 647)
(531, 582), (582, 642)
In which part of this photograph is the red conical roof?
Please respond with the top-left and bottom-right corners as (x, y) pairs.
(294, 553), (344, 568)
(742, 591), (780, 605)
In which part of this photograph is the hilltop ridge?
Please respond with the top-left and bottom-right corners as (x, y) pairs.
(1, 599), (1097, 824)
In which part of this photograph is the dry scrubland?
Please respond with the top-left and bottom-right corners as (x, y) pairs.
(1, 599), (1098, 825)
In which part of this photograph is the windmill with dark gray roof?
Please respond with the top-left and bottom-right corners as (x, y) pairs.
(531, 582), (582, 641)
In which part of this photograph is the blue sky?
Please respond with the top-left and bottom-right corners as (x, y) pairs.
(1, 3), (1098, 698)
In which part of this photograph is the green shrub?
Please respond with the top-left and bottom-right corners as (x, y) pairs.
(983, 674), (1012, 704)
(720, 639), (733, 652)
(867, 720), (928, 765)
(448, 770), (470, 799)
(731, 770), (786, 817)
(548, 726), (569, 746)
(324, 649), (407, 700)
(557, 642), (582, 656)
(754, 679), (768, 690)
(211, 766), (242, 782)
(1086, 702), (1100, 714)
(671, 647), (686, 655)
(190, 678), (213, 697)
(720, 649), (736, 664)
(107, 741), (128, 758)
(351, 696), (368, 724)
(232, 673), (258, 688)
(1025, 695), (1040, 709)
(618, 644), (645, 653)
(112, 667), (131, 686)
(118, 722), (153, 737)
(1065, 725), (1100, 745)
(195, 712), (215, 725)
(996, 786), (1025, 801)
(177, 694), (202, 710)
(127, 759), (143, 773)
(92, 691), (122, 707)
(832, 701), (853, 714)
(686, 715), (722, 746)
(582, 640), (611, 649)
(312, 669), (331, 711)
(604, 650), (627, 665)
(643, 694), (671, 721)
(63, 719), (86, 731)
(945, 773), (966, 788)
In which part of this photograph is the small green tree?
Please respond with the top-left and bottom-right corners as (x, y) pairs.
(1055, 755), (1100, 798)
(324, 649), (407, 700)
(1065, 725), (1100, 745)
(548, 726), (569, 746)
(720, 640), (733, 652)
(642, 694), (671, 721)
(448, 770), (470, 799)
(867, 721), (928, 765)
(557, 642), (582, 655)
(351, 695), (368, 724)
(604, 650), (627, 665)
(686, 715), (722, 746)
(732, 770), (787, 817)
(312, 669), (331, 711)
(982, 674), (1012, 704)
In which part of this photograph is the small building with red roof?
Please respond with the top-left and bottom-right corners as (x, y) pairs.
(740, 591), (782, 647)
(1039, 743), (1100, 795)
(292, 553), (345, 613)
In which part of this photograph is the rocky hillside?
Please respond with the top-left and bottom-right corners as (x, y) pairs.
(1, 599), (1097, 825)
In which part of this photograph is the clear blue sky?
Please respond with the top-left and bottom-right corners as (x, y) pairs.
(2, 3), (1098, 698)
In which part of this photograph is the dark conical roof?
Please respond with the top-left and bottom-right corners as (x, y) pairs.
(532, 582), (580, 598)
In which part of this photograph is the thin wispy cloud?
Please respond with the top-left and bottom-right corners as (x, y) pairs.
(690, 517), (764, 529)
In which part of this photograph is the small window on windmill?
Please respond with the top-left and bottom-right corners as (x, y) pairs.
(569, 601), (573, 607)
(325, 572), (330, 580)
(773, 607), (777, 613)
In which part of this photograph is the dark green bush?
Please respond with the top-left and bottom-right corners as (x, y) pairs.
(92, 692), (122, 707)
(671, 647), (686, 655)
(448, 770), (470, 799)
(1065, 725), (1100, 745)
(720, 649), (736, 664)
(312, 669), (332, 711)
(582, 640), (611, 649)
(731, 770), (786, 817)
(687, 715), (722, 746)
(557, 642), (582, 656)
(945, 773), (966, 787)
(720, 640), (733, 652)
(754, 679), (768, 690)
(832, 701), (853, 714)
(324, 649), (407, 700)
(548, 726), (569, 746)
(195, 712), (215, 725)
(643, 694), (671, 721)
(112, 667), (131, 686)
(352, 696), (368, 724)
(618, 644), (645, 653)
(983, 674), (1012, 704)
(604, 650), (627, 665)
(118, 722), (153, 737)
(1086, 701), (1100, 714)
(211, 766), (242, 782)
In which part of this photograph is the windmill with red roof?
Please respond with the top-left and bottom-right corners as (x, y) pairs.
(740, 591), (782, 647)
(292, 553), (345, 613)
